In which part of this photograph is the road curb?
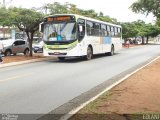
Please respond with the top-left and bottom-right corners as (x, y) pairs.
(59, 56), (160, 120)
(0, 57), (55, 68)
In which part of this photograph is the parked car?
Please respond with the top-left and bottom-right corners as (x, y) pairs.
(2, 39), (30, 56)
(0, 38), (10, 40)
(33, 37), (42, 43)
(32, 41), (43, 53)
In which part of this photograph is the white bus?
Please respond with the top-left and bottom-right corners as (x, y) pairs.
(40, 14), (122, 60)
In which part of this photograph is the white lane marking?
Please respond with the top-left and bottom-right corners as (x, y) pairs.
(0, 73), (33, 83)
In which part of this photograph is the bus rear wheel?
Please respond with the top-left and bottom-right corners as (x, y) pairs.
(85, 46), (93, 60)
(108, 45), (114, 56)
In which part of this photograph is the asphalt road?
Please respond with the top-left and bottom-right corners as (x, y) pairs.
(0, 45), (160, 119)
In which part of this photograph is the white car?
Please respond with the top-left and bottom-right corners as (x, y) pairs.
(32, 41), (43, 53)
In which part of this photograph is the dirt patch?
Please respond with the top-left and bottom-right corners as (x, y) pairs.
(2, 53), (44, 63)
(70, 58), (160, 120)
(123, 44), (143, 48)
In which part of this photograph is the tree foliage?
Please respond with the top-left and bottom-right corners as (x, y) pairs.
(13, 8), (44, 56)
(130, 0), (160, 18)
(0, 7), (15, 38)
(0, 7), (44, 56)
(129, 0), (160, 44)
(0, 7), (11, 26)
(46, 2), (68, 14)
(121, 20), (160, 44)
(121, 22), (138, 39)
(44, 2), (117, 24)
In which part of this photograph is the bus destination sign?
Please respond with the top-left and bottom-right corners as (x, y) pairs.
(47, 16), (74, 22)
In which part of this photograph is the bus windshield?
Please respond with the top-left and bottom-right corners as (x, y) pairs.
(43, 22), (77, 42)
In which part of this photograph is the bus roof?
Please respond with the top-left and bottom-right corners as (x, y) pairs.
(45, 14), (121, 28)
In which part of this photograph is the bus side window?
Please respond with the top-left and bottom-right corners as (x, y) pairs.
(101, 24), (107, 37)
(86, 21), (94, 36)
(111, 26), (115, 37)
(117, 27), (121, 37)
(107, 25), (111, 37)
(78, 19), (85, 41)
(94, 23), (100, 36)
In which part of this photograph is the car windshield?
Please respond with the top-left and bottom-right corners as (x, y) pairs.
(39, 41), (43, 45)
(43, 22), (77, 41)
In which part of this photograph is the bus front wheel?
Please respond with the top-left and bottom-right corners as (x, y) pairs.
(85, 46), (93, 60)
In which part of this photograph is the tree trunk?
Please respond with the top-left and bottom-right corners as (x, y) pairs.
(142, 36), (145, 44)
(146, 36), (149, 44)
(29, 32), (34, 57)
(26, 31), (34, 57)
(135, 37), (137, 44)
(2, 26), (5, 38)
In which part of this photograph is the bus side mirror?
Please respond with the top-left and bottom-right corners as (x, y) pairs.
(39, 23), (44, 33)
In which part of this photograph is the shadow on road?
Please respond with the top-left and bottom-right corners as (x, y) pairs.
(147, 43), (160, 45)
(47, 53), (120, 63)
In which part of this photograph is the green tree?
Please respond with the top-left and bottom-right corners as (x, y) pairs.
(66, 3), (80, 14)
(78, 9), (98, 18)
(121, 22), (138, 40)
(0, 7), (11, 26)
(130, 0), (160, 18)
(134, 20), (160, 44)
(133, 20), (147, 44)
(145, 24), (160, 43)
(0, 7), (12, 38)
(10, 7), (44, 56)
(47, 2), (68, 14)
(121, 20), (160, 44)
(45, 2), (117, 24)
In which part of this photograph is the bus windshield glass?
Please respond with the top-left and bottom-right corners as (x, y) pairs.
(43, 22), (77, 42)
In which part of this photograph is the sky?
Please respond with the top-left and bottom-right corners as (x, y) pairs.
(3, 0), (156, 23)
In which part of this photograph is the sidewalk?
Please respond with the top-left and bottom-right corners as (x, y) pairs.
(70, 57), (160, 120)
(0, 54), (55, 68)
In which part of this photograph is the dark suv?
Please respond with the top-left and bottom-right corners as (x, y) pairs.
(2, 40), (30, 56)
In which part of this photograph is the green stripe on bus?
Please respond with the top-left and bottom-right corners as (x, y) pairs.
(44, 40), (78, 49)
